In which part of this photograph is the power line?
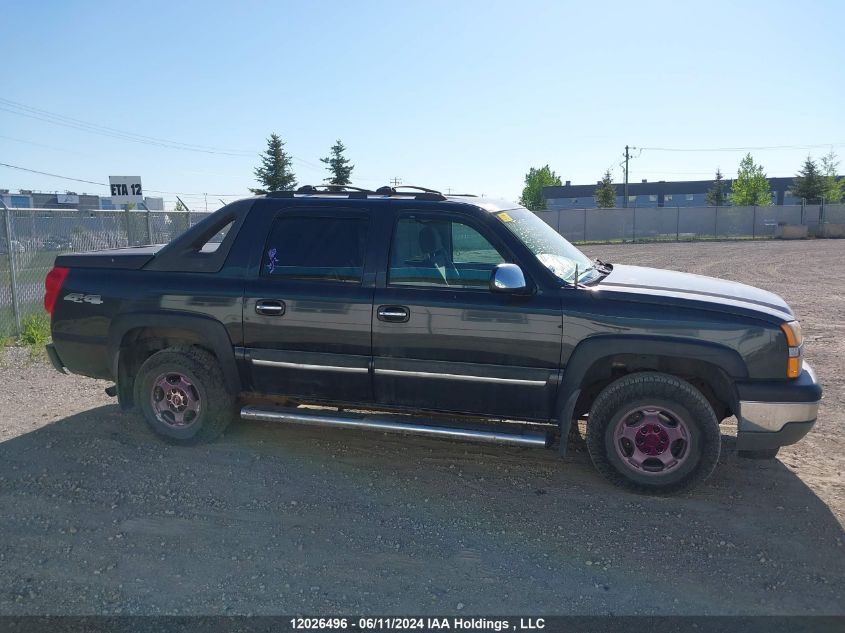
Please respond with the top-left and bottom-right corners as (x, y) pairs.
(0, 97), (334, 169)
(0, 161), (245, 197)
(638, 142), (845, 153)
(0, 97), (254, 156)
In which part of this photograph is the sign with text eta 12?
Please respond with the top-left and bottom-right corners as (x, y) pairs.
(108, 176), (143, 204)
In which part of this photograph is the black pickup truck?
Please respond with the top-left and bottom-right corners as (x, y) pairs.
(44, 185), (822, 493)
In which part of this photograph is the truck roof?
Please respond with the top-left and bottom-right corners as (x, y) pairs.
(248, 185), (523, 214)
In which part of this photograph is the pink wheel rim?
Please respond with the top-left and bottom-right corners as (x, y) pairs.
(151, 372), (201, 428)
(613, 406), (690, 475)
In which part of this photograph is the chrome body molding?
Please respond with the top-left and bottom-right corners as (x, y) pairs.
(739, 400), (820, 433)
(240, 406), (550, 448)
(251, 359), (368, 373)
(374, 367), (548, 386)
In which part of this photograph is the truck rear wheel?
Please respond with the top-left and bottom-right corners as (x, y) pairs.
(586, 372), (721, 494)
(134, 345), (236, 444)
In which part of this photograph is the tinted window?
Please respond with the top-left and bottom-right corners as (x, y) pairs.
(263, 216), (368, 283)
(389, 217), (504, 289)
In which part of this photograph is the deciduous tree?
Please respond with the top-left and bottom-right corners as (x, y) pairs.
(519, 165), (561, 211)
(730, 154), (772, 206)
(821, 151), (844, 204)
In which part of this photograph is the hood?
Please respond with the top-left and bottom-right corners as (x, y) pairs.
(595, 264), (793, 321)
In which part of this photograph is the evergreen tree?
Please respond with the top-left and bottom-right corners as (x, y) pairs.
(250, 133), (297, 194)
(705, 169), (727, 206)
(519, 165), (561, 210)
(594, 169), (616, 208)
(791, 155), (824, 203)
(820, 151), (844, 204)
(320, 139), (354, 186)
(730, 153), (773, 206)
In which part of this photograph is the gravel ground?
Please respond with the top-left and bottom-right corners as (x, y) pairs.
(0, 239), (843, 615)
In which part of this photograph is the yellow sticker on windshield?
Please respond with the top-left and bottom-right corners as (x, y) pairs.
(497, 212), (514, 223)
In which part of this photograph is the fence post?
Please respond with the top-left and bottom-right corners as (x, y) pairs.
(582, 208), (587, 242)
(675, 206), (680, 241)
(632, 207), (637, 242)
(124, 206), (133, 246)
(714, 206), (719, 237)
(143, 204), (153, 245)
(1, 203), (22, 336)
(752, 206), (757, 239)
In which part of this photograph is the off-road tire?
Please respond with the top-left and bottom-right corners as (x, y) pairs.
(586, 372), (721, 494)
(134, 345), (236, 445)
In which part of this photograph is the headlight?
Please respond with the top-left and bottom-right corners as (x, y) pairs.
(781, 320), (803, 378)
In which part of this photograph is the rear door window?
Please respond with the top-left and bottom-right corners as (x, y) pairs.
(262, 215), (369, 283)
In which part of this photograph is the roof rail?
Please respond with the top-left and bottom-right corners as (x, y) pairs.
(297, 184), (376, 194)
(266, 185), (372, 199)
(264, 184), (447, 201)
(375, 185), (446, 201)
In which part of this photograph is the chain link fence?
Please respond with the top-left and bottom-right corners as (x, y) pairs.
(0, 207), (211, 337)
(2, 203), (844, 338)
(537, 204), (845, 244)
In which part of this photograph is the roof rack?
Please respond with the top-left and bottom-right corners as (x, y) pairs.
(264, 184), (448, 201)
(296, 184), (376, 194)
(375, 185), (446, 201)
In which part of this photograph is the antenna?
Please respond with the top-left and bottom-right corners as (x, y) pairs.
(389, 176), (403, 187)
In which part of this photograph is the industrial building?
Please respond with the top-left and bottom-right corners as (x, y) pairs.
(0, 189), (164, 211)
(543, 176), (800, 210)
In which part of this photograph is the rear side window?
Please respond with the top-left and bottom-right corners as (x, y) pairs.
(262, 216), (368, 283)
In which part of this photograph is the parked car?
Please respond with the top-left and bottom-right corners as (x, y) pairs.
(43, 185), (821, 493)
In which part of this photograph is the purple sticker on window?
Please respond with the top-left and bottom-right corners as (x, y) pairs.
(266, 247), (279, 273)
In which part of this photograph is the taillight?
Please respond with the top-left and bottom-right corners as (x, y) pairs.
(44, 267), (70, 315)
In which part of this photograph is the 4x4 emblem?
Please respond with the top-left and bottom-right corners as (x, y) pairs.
(64, 293), (103, 305)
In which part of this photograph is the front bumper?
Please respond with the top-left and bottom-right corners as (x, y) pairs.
(735, 363), (821, 451)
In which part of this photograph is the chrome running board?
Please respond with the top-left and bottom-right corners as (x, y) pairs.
(240, 406), (550, 448)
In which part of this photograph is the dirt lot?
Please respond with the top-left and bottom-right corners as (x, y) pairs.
(0, 239), (842, 615)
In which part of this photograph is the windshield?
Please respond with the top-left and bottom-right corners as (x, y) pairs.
(495, 207), (593, 283)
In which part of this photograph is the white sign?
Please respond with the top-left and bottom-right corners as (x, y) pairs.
(108, 176), (144, 204)
(57, 193), (79, 204)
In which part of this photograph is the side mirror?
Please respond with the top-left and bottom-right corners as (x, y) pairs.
(490, 263), (529, 294)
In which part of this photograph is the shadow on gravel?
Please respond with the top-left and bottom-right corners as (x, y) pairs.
(1, 406), (843, 615)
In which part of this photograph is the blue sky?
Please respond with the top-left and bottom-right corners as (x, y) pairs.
(2, 0), (844, 209)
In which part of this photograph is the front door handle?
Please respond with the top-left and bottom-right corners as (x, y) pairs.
(255, 299), (286, 316)
(377, 305), (410, 323)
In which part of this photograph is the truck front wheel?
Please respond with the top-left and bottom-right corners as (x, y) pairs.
(134, 345), (236, 444)
(586, 372), (721, 494)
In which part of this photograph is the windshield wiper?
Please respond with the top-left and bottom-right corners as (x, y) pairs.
(593, 258), (612, 274)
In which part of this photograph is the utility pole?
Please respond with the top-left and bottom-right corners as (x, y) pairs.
(623, 145), (630, 208)
(390, 177), (403, 187)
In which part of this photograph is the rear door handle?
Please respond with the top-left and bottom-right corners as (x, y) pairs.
(377, 305), (410, 323)
(255, 299), (286, 316)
